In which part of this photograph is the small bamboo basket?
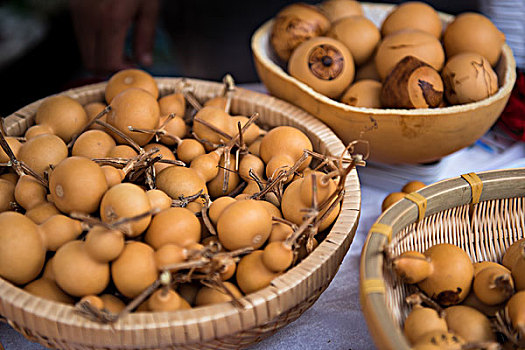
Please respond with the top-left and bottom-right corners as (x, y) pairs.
(360, 168), (525, 349)
(0, 78), (361, 349)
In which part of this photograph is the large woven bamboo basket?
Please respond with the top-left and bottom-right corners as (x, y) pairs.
(251, 3), (517, 164)
(360, 168), (525, 349)
(0, 78), (361, 349)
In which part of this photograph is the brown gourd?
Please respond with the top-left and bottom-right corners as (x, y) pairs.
(403, 305), (447, 345)
(99, 182), (152, 237)
(192, 106), (235, 149)
(393, 244), (474, 305)
(195, 282), (243, 306)
(217, 199), (272, 251)
(0, 212), (46, 285)
(18, 134), (68, 178)
(145, 207), (201, 249)
(270, 3), (330, 62)
(106, 88), (160, 146)
(105, 68), (159, 104)
(472, 263), (514, 305)
(259, 126), (312, 180)
(236, 250), (281, 294)
(25, 202), (60, 224)
(0, 179), (15, 213)
(444, 305), (496, 343)
(111, 241), (157, 298)
(24, 277), (75, 304)
(53, 240), (110, 297)
(30, 95), (88, 143)
(49, 156), (108, 214)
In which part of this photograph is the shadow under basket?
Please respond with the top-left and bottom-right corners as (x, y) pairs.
(0, 78), (361, 349)
(360, 168), (525, 349)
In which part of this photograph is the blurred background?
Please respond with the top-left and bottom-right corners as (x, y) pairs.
(0, 0), (517, 118)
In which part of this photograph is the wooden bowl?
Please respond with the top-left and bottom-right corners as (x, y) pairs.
(251, 3), (516, 164)
(0, 78), (361, 349)
(360, 168), (525, 349)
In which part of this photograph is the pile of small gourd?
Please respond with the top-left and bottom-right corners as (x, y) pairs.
(392, 238), (525, 349)
(0, 68), (352, 317)
(270, 0), (505, 109)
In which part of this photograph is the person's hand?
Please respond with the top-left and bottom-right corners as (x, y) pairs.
(69, 0), (159, 75)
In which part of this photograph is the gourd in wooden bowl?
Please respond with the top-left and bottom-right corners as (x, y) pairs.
(251, 2), (516, 164)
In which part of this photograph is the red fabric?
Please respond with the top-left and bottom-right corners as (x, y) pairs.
(499, 70), (525, 141)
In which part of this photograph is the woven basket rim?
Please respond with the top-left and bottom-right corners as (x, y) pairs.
(251, 2), (517, 117)
(360, 167), (525, 350)
(0, 77), (361, 346)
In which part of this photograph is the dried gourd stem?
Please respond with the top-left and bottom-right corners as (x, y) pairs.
(304, 150), (339, 172)
(493, 275), (515, 298)
(126, 155), (161, 184)
(20, 163), (48, 187)
(171, 189), (204, 207)
(311, 172), (319, 210)
(314, 152), (358, 216)
(283, 174), (321, 251)
(127, 126), (161, 137)
(162, 257), (210, 272)
(117, 278), (162, 320)
(272, 217), (299, 230)
(222, 74), (235, 114)
(220, 113), (260, 193)
(95, 120), (143, 154)
(157, 158), (186, 167)
(222, 151), (232, 194)
(9, 201), (23, 212)
(216, 246), (253, 259)
(283, 208), (319, 250)
(75, 299), (118, 323)
(181, 87), (203, 111)
(406, 292), (445, 318)
(227, 180), (246, 198)
(206, 276), (244, 309)
(110, 208), (160, 231)
(251, 149), (311, 201)
(236, 122), (244, 152)
(189, 132), (219, 150)
(144, 159), (156, 190)
(70, 208), (160, 235)
(494, 308), (519, 346)
(67, 105), (111, 149)
(91, 157), (129, 167)
(200, 196), (217, 236)
(247, 168), (265, 190)
(226, 113), (259, 150)
(0, 132), (47, 186)
(0, 132), (22, 176)
(69, 212), (115, 231)
(193, 117), (233, 142)
(121, 147), (159, 175)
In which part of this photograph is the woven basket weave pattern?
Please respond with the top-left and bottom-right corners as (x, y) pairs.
(0, 78), (360, 349)
(361, 169), (525, 350)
